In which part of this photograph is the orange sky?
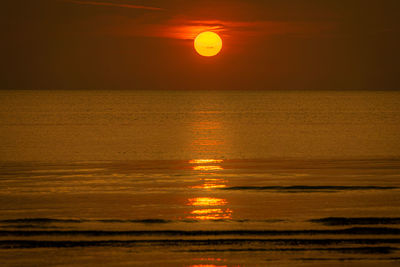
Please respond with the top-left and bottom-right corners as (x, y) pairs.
(1, 0), (399, 90)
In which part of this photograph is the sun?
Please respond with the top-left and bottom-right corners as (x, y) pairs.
(194, 31), (222, 57)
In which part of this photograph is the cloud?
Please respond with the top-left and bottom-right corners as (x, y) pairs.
(108, 16), (335, 41)
(63, 0), (163, 11)
(63, 2), (334, 41)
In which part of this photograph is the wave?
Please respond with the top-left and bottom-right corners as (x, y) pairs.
(296, 257), (400, 262)
(1, 239), (399, 249)
(311, 217), (400, 226)
(0, 218), (172, 224)
(1, 227), (400, 237)
(221, 185), (398, 192)
(0, 218), (288, 227)
(185, 246), (396, 254)
(0, 240), (396, 254)
(0, 218), (83, 224)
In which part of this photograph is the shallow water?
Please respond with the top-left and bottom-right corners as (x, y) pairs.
(1, 90), (400, 266)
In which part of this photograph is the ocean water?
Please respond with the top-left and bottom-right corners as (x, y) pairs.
(1, 90), (400, 266)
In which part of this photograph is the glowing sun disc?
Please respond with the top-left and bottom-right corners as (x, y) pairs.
(194, 31), (222, 57)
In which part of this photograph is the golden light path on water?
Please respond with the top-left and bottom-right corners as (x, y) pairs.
(189, 159), (224, 164)
(190, 265), (227, 267)
(192, 165), (224, 171)
(187, 159), (231, 220)
(189, 257), (228, 267)
(188, 197), (227, 206)
(190, 180), (226, 189)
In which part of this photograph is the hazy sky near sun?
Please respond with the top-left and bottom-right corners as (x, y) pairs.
(1, 0), (399, 90)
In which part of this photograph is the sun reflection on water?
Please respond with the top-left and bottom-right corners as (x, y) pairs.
(189, 265), (228, 267)
(191, 183), (227, 189)
(191, 177), (227, 189)
(189, 159), (224, 164)
(187, 197), (227, 206)
(188, 208), (233, 220)
(189, 257), (231, 267)
(187, 159), (232, 220)
(192, 165), (224, 171)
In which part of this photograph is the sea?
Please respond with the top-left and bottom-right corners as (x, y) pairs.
(0, 90), (400, 266)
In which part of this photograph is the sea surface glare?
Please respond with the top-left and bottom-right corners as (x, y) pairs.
(1, 90), (400, 266)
